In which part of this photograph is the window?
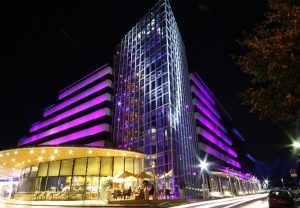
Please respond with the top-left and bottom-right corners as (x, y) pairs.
(37, 162), (48, 177)
(87, 158), (100, 175)
(73, 158), (87, 175)
(60, 159), (73, 176)
(113, 157), (124, 176)
(48, 161), (61, 176)
(101, 157), (112, 176)
(125, 158), (134, 173)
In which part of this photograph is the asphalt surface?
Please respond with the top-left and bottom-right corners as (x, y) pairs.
(1, 194), (299, 208)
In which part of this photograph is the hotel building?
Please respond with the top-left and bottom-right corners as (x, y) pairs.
(0, 0), (260, 202)
(190, 72), (260, 197)
(113, 0), (200, 196)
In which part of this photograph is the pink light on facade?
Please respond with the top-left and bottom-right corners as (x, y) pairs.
(40, 124), (109, 145)
(191, 73), (216, 105)
(30, 94), (111, 133)
(20, 108), (110, 146)
(44, 80), (112, 117)
(218, 167), (249, 180)
(58, 66), (112, 100)
(197, 127), (237, 158)
(199, 142), (241, 168)
(194, 99), (227, 133)
(84, 140), (105, 147)
(196, 113), (232, 146)
(192, 86), (221, 119)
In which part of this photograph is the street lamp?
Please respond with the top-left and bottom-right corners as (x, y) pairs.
(281, 178), (285, 189)
(264, 179), (269, 189)
(293, 141), (300, 149)
(151, 160), (157, 200)
(199, 160), (209, 200)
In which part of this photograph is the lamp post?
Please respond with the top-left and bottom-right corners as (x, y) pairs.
(152, 160), (157, 200)
(264, 179), (269, 189)
(281, 178), (285, 189)
(200, 160), (209, 200)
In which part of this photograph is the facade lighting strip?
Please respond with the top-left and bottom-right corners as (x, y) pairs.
(30, 94), (111, 133)
(44, 80), (112, 117)
(191, 73), (216, 105)
(191, 86), (221, 119)
(199, 142), (241, 168)
(194, 99), (227, 133)
(40, 124), (109, 145)
(20, 108), (110, 145)
(196, 113), (232, 146)
(58, 67), (112, 100)
(197, 127), (237, 158)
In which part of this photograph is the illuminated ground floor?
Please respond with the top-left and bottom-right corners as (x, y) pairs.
(0, 147), (261, 203)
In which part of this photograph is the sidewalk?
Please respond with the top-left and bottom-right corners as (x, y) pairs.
(0, 198), (149, 207)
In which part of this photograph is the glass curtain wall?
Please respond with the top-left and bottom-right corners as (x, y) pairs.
(113, 0), (199, 196)
(17, 156), (143, 200)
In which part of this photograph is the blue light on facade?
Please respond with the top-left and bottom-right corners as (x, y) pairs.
(113, 0), (200, 196)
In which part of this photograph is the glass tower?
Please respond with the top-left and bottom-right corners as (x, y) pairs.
(113, 0), (200, 196)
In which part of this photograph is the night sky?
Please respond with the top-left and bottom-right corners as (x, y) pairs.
(0, 1), (290, 163)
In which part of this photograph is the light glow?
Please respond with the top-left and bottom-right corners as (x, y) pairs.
(197, 114), (232, 145)
(199, 142), (240, 168)
(200, 160), (208, 170)
(44, 80), (112, 117)
(40, 124), (109, 145)
(197, 127), (237, 158)
(58, 66), (112, 100)
(293, 141), (300, 149)
(31, 94), (111, 133)
(191, 86), (220, 120)
(191, 73), (216, 105)
(20, 108), (110, 145)
(194, 99), (227, 133)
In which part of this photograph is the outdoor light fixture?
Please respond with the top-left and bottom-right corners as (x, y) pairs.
(200, 160), (208, 170)
(293, 141), (300, 149)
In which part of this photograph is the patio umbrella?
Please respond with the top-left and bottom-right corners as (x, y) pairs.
(117, 171), (137, 179)
(136, 172), (153, 179)
(158, 169), (173, 179)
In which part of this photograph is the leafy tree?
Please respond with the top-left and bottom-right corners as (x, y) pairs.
(235, 0), (300, 123)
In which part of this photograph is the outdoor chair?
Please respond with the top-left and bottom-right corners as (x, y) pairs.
(37, 191), (47, 200)
(31, 191), (39, 200)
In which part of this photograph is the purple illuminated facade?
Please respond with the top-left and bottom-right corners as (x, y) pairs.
(113, 0), (200, 197)
(190, 72), (260, 195)
(14, 0), (261, 200)
(18, 65), (113, 147)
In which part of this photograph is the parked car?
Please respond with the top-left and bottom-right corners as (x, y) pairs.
(268, 189), (296, 208)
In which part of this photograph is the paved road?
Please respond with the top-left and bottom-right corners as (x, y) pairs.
(171, 194), (270, 208)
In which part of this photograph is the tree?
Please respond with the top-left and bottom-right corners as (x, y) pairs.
(235, 0), (300, 123)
